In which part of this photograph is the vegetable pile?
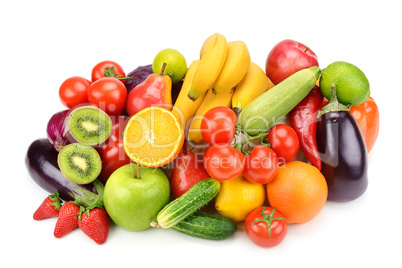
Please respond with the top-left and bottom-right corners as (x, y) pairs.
(27, 33), (379, 246)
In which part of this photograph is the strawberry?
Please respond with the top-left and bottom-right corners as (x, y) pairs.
(54, 201), (80, 238)
(33, 192), (62, 220)
(78, 207), (109, 245)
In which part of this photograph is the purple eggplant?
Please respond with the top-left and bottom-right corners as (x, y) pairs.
(316, 85), (368, 202)
(25, 138), (97, 201)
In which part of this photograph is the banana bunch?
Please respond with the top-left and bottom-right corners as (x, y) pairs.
(173, 33), (273, 145)
(188, 33), (251, 100)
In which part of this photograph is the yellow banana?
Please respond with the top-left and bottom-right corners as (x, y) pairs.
(188, 33), (228, 101)
(231, 62), (269, 116)
(188, 88), (234, 144)
(172, 60), (206, 131)
(212, 40), (250, 95)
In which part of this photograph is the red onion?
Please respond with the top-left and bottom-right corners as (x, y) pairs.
(46, 109), (72, 152)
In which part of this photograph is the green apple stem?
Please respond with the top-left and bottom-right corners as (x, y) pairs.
(136, 163), (140, 179)
(182, 139), (188, 155)
(160, 63), (167, 76)
(150, 221), (160, 228)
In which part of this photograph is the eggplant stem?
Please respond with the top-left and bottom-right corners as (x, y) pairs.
(317, 83), (351, 117)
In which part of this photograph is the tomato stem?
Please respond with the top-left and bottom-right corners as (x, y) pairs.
(103, 66), (132, 81)
(233, 124), (268, 155)
(251, 207), (287, 238)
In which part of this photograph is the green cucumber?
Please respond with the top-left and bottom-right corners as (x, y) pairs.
(239, 66), (321, 136)
(171, 212), (237, 240)
(157, 178), (220, 228)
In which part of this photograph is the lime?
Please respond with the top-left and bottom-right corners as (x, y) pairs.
(319, 61), (370, 106)
(152, 48), (187, 84)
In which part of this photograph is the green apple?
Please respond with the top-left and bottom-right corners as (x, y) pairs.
(152, 48), (187, 84)
(104, 163), (170, 231)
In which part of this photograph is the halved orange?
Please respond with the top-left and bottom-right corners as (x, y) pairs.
(123, 106), (184, 168)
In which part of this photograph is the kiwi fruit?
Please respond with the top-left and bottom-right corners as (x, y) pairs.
(68, 106), (112, 146)
(58, 143), (102, 184)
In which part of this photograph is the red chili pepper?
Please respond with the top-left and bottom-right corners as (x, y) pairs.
(289, 85), (323, 170)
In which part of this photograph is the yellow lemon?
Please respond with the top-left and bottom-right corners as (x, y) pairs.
(215, 175), (265, 222)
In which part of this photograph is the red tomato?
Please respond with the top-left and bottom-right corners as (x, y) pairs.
(59, 76), (91, 109)
(245, 206), (287, 248)
(95, 115), (131, 184)
(203, 143), (245, 182)
(243, 145), (279, 184)
(200, 107), (237, 145)
(91, 60), (127, 84)
(88, 77), (127, 115)
(267, 124), (299, 162)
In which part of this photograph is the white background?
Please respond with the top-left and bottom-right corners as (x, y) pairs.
(1, 0), (401, 267)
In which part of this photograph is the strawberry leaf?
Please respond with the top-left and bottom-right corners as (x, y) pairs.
(71, 180), (104, 210)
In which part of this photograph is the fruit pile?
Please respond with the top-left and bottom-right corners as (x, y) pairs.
(27, 33), (380, 247)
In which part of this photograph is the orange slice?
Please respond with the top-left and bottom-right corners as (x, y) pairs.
(123, 106), (184, 168)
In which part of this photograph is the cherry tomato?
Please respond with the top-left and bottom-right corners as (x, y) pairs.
(88, 77), (127, 115)
(203, 143), (245, 182)
(91, 60), (127, 84)
(95, 115), (131, 184)
(59, 76), (91, 109)
(243, 145), (279, 184)
(245, 206), (287, 248)
(200, 107), (237, 145)
(267, 124), (299, 162)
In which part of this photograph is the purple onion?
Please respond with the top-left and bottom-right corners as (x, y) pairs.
(46, 109), (71, 152)
(125, 64), (153, 94)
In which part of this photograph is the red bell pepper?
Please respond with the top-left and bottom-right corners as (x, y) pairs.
(289, 85), (323, 170)
(349, 97), (379, 153)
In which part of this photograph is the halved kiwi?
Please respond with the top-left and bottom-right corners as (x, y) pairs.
(68, 106), (112, 146)
(58, 143), (102, 185)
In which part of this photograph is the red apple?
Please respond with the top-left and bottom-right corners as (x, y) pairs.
(170, 151), (210, 199)
(265, 39), (319, 85)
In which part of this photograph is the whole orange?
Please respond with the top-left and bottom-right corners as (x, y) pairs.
(266, 161), (328, 224)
